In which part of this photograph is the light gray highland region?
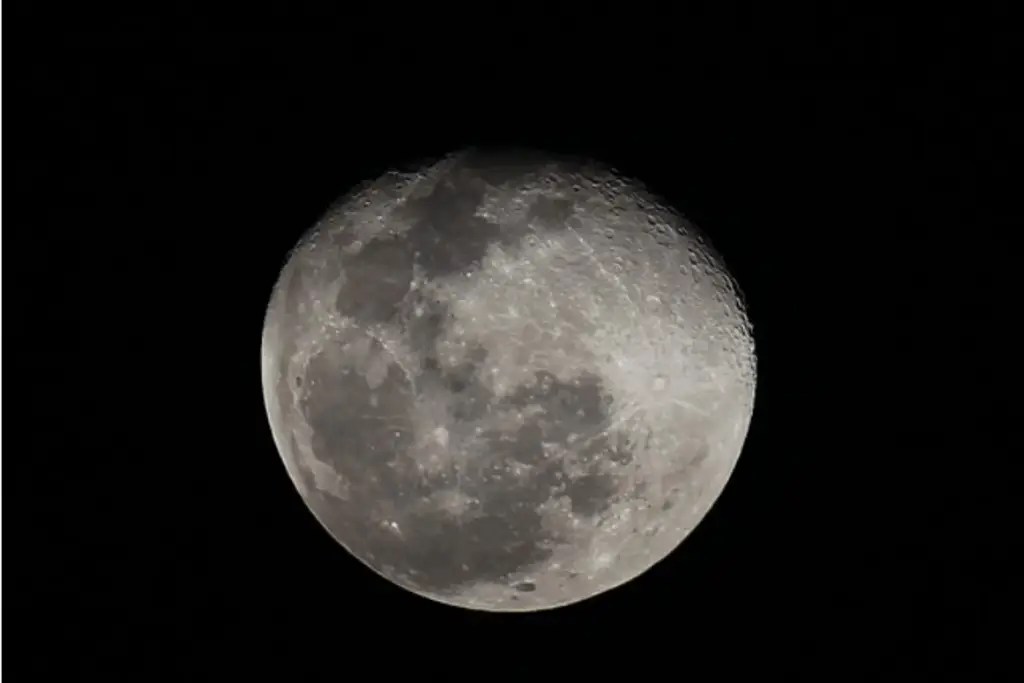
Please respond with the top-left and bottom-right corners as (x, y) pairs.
(261, 148), (756, 611)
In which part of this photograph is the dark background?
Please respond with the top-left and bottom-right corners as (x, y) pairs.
(7, 15), (1013, 677)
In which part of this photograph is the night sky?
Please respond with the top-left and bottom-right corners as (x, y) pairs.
(8, 15), (1011, 677)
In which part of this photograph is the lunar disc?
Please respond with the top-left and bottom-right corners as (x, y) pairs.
(261, 148), (756, 611)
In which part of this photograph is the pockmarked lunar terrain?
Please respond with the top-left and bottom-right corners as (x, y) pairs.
(261, 149), (756, 611)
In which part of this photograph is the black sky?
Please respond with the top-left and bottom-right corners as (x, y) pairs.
(6, 15), (1013, 678)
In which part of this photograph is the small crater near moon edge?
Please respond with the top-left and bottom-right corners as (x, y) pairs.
(515, 581), (537, 592)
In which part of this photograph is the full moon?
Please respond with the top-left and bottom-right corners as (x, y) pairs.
(261, 149), (756, 611)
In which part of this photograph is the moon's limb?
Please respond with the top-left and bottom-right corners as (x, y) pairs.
(261, 149), (756, 611)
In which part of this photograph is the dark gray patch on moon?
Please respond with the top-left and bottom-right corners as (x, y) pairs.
(404, 299), (451, 360)
(527, 195), (575, 229)
(503, 372), (618, 454)
(440, 351), (494, 424)
(335, 237), (414, 322)
(563, 473), (624, 518)
(298, 340), (635, 597)
(297, 335), (554, 595)
(398, 178), (499, 280)
(301, 346), (416, 494)
(325, 155), (592, 326)
(308, 479), (558, 596)
(382, 156), (582, 282)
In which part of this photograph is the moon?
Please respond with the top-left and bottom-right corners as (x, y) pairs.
(261, 148), (756, 611)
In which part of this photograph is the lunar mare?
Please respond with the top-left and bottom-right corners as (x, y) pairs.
(261, 149), (756, 611)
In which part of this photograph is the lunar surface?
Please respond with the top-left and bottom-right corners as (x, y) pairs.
(261, 149), (756, 611)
